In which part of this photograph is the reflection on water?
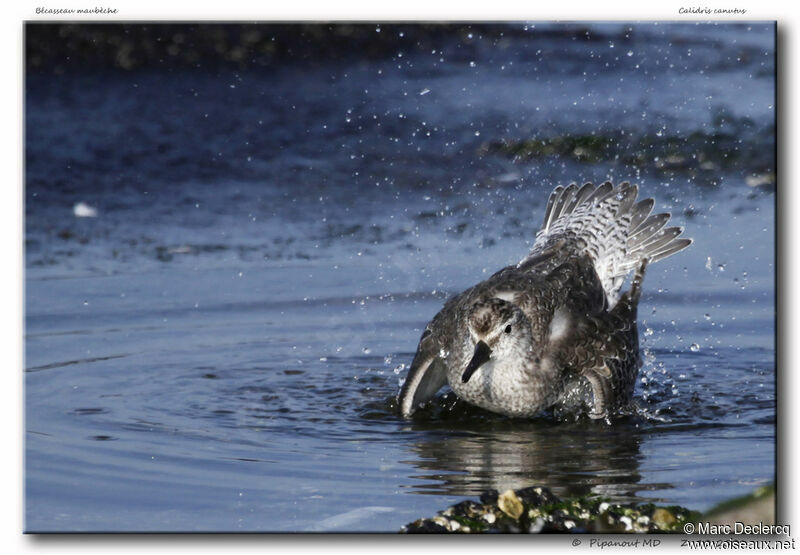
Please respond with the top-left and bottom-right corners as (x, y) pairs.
(404, 420), (648, 502)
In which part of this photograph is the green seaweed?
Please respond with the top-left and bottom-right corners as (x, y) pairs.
(479, 126), (774, 186)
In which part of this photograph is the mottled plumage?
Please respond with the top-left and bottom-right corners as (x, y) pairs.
(398, 181), (691, 419)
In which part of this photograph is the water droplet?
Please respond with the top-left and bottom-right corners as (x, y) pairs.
(704, 313), (711, 320)
(362, 347), (371, 355)
(644, 328), (654, 336)
(690, 343), (700, 352)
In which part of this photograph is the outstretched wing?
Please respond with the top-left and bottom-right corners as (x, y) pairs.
(522, 182), (691, 308)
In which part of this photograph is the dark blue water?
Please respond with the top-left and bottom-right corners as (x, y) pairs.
(25, 22), (775, 532)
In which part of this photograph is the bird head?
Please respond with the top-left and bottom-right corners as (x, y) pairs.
(462, 297), (531, 383)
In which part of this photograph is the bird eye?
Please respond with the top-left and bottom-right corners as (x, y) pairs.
(504, 325), (512, 334)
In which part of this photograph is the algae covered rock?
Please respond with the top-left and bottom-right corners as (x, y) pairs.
(401, 485), (701, 534)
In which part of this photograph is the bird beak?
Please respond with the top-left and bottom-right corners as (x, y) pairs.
(462, 340), (492, 383)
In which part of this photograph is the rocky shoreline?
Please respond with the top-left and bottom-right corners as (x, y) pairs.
(402, 484), (774, 533)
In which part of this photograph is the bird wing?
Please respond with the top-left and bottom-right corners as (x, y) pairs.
(552, 263), (644, 416)
(521, 181), (690, 308)
(398, 328), (448, 417)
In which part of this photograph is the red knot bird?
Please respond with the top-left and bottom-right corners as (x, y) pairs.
(398, 181), (691, 419)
